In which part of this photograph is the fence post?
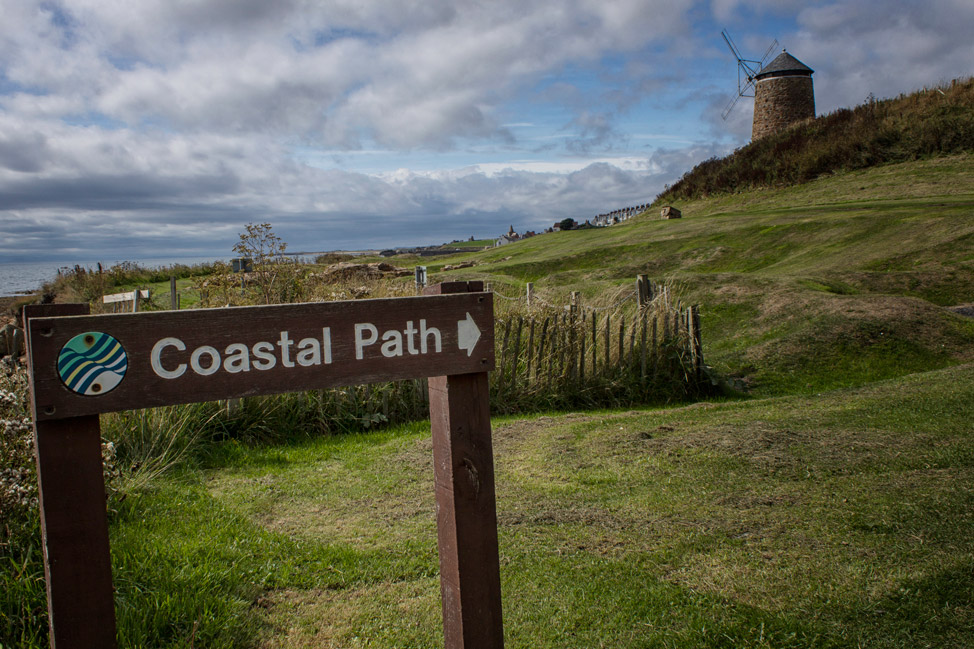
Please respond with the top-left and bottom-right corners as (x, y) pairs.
(496, 318), (512, 400)
(619, 317), (626, 365)
(539, 317), (551, 390)
(423, 281), (504, 649)
(636, 275), (649, 308)
(526, 318), (535, 382)
(526, 282), (533, 307)
(511, 317), (523, 394)
(170, 275), (178, 310)
(579, 311), (586, 380)
(640, 314), (648, 383)
(25, 303), (118, 649)
(691, 305), (703, 382)
(415, 266), (428, 293)
(590, 311), (598, 377)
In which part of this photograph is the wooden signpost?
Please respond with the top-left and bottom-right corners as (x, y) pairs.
(26, 281), (503, 648)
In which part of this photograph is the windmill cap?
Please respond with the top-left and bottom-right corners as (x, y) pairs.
(755, 51), (813, 79)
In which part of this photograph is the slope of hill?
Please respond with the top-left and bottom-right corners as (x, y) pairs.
(656, 78), (974, 203)
(436, 154), (974, 395)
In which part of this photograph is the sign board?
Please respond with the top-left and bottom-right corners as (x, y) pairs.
(28, 292), (494, 421)
(102, 289), (150, 304)
(27, 284), (503, 649)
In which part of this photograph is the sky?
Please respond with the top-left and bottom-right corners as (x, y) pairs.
(1, 1), (973, 263)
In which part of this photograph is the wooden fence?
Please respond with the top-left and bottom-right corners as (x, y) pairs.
(487, 291), (703, 412)
(172, 277), (707, 433)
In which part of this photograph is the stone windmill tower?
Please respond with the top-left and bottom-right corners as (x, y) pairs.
(721, 30), (815, 140)
(751, 51), (815, 140)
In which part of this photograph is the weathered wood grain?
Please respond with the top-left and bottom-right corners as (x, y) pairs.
(28, 293), (494, 420)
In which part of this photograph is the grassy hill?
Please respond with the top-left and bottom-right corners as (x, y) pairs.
(656, 77), (974, 203)
(7, 98), (974, 648)
(433, 154), (974, 395)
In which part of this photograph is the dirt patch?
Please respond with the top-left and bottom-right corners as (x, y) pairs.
(949, 303), (974, 318)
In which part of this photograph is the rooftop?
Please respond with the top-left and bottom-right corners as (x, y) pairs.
(755, 51), (814, 79)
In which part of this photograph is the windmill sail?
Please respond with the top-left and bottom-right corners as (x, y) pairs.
(720, 29), (778, 121)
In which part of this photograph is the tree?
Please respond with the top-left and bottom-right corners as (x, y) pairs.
(233, 222), (299, 304)
(559, 217), (576, 231)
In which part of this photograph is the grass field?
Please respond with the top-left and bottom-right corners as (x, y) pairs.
(433, 154), (974, 396)
(108, 362), (974, 647)
(6, 154), (974, 647)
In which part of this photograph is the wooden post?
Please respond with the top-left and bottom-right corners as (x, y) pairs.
(579, 311), (586, 380)
(618, 317), (625, 367)
(526, 318), (535, 382)
(570, 291), (580, 315)
(568, 311), (577, 380)
(640, 314), (648, 383)
(131, 288), (139, 312)
(558, 314), (567, 380)
(424, 281), (504, 649)
(539, 317), (551, 390)
(636, 275), (649, 308)
(590, 311), (598, 377)
(691, 305), (703, 382)
(628, 317), (637, 367)
(547, 318), (557, 388)
(25, 303), (118, 649)
(511, 317), (523, 391)
(496, 319), (511, 400)
(170, 275), (178, 310)
(526, 282), (533, 308)
(415, 266), (428, 293)
(652, 319), (659, 380)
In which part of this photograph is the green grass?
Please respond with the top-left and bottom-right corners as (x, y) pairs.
(656, 77), (974, 203)
(97, 362), (974, 647)
(430, 155), (974, 396)
(10, 123), (974, 647)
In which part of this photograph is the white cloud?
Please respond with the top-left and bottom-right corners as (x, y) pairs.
(792, 1), (974, 112)
(2, 1), (973, 262)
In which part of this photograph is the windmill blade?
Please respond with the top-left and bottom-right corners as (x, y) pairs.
(738, 66), (756, 97)
(760, 39), (780, 67)
(721, 93), (743, 121)
(721, 29), (745, 62)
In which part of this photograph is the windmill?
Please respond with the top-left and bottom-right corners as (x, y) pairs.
(720, 29), (778, 120)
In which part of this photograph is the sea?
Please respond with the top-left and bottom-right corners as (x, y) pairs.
(0, 256), (227, 298)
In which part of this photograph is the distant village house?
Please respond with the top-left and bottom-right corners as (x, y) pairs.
(494, 225), (536, 246)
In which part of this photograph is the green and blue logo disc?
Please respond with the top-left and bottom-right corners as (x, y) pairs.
(58, 332), (128, 396)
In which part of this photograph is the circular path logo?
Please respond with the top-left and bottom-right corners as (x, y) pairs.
(58, 332), (128, 396)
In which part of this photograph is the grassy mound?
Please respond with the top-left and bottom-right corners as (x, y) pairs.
(101, 362), (974, 647)
(656, 77), (974, 203)
(436, 154), (974, 396)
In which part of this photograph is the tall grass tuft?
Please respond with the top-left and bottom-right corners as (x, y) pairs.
(0, 363), (47, 647)
(102, 403), (219, 494)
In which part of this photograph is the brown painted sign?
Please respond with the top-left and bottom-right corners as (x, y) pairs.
(27, 283), (504, 649)
(28, 292), (494, 421)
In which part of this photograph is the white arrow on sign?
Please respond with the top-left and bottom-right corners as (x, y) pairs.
(457, 312), (481, 357)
